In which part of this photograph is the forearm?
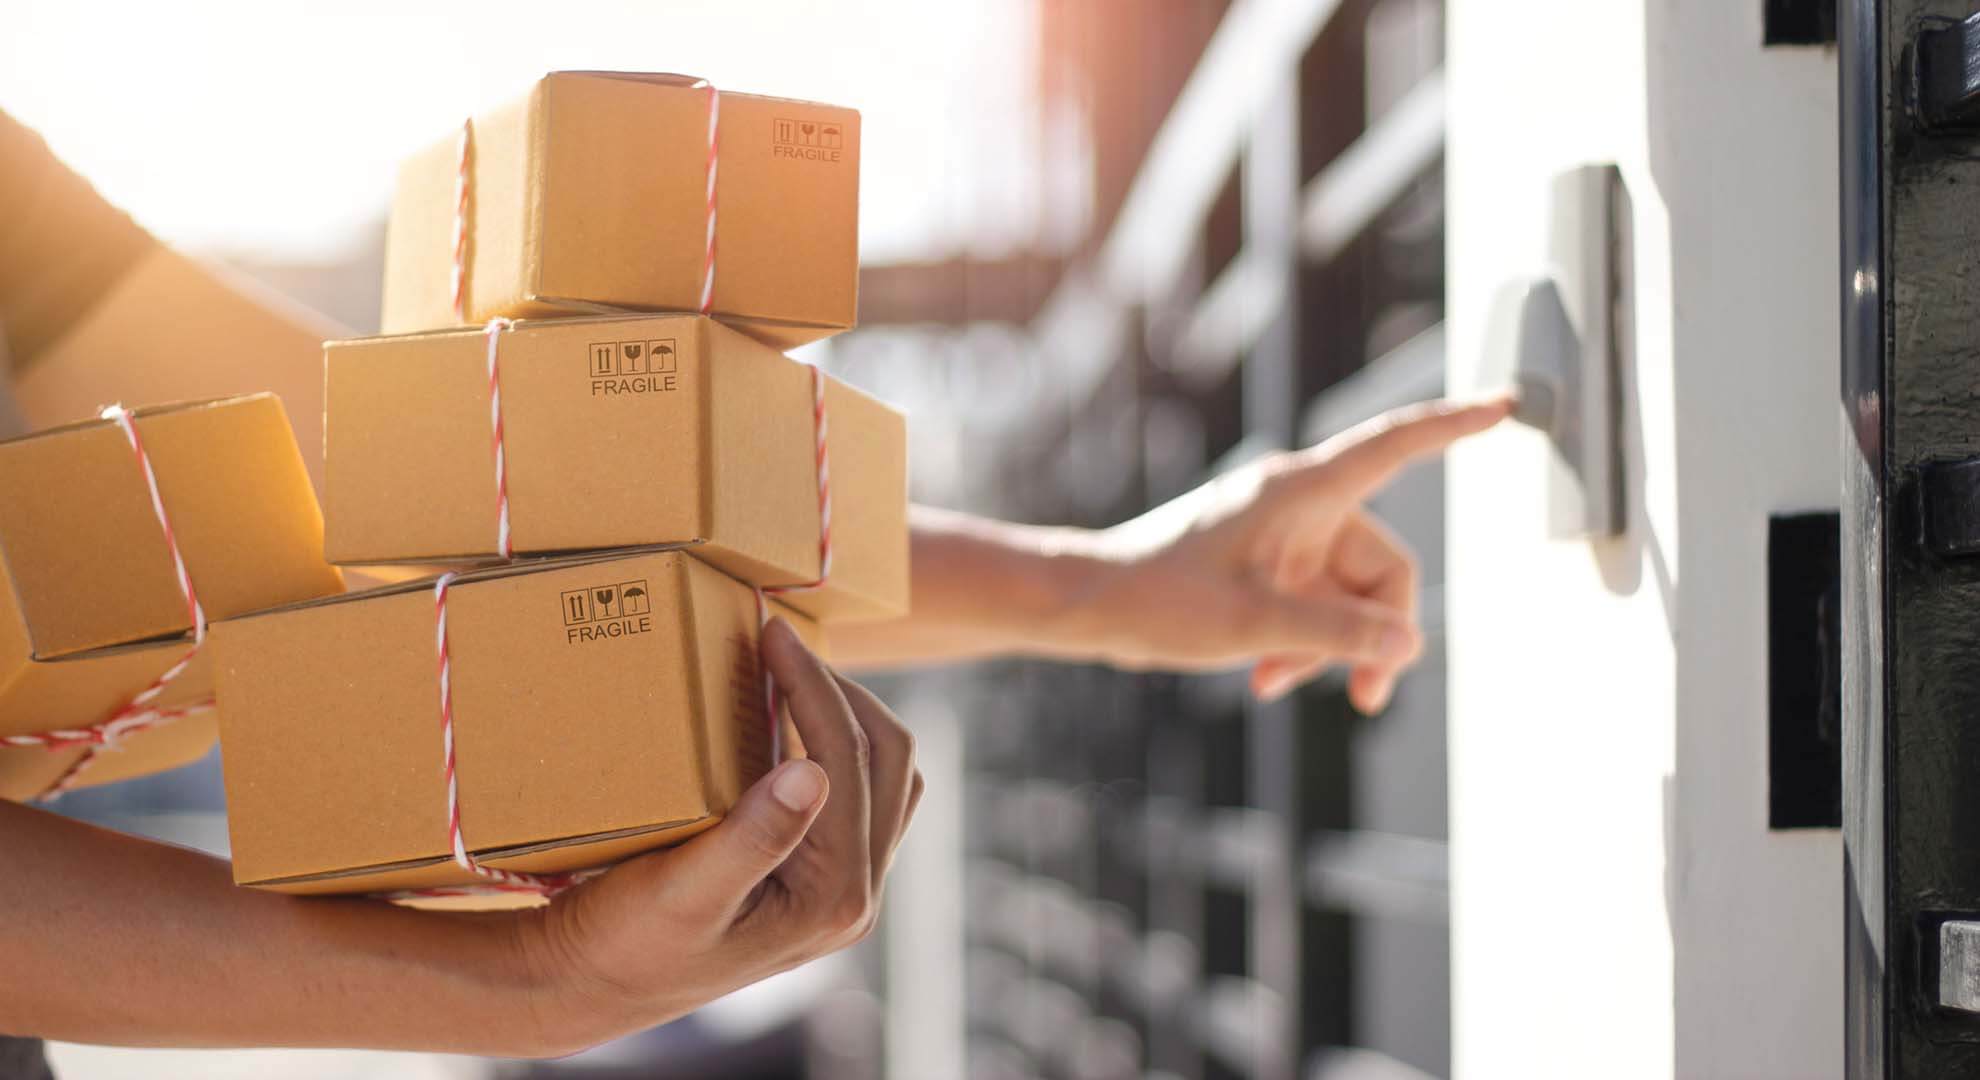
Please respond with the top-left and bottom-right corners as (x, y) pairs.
(0, 800), (552, 1055)
(831, 506), (1125, 669)
(12, 248), (343, 494)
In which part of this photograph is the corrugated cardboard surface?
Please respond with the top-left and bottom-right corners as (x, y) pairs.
(812, 378), (910, 621)
(12, 248), (343, 496)
(324, 314), (908, 621)
(0, 395), (338, 659)
(0, 396), (343, 796)
(381, 72), (860, 350)
(215, 549), (814, 894)
(381, 93), (538, 346)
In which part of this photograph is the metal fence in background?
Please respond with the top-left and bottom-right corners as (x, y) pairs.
(840, 1), (1455, 1077)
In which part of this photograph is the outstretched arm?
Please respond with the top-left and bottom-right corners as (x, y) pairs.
(832, 396), (1513, 712)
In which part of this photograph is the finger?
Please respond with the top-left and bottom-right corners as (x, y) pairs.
(1329, 514), (1419, 708)
(1251, 653), (1319, 703)
(1327, 515), (1418, 613)
(762, 619), (872, 896)
(1243, 589), (1421, 669)
(1253, 651), (1399, 712)
(653, 758), (827, 913)
(1294, 395), (1513, 504)
(1348, 665), (1395, 715)
(831, 671), (917, 888)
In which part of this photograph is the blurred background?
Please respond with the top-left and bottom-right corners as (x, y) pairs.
(3, 1), (1454, 1077)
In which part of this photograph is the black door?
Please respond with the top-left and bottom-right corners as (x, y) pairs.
(1842, 1), (1980, 1075)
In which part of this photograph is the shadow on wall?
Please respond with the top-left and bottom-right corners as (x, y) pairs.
(1474, 170), (1674, 633)
(1584, 174), (1675, 634)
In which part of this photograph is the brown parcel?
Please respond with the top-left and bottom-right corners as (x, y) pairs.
(381, 71), (859, 350)
(324, 314), (907, 623)
(214, 549), (819, 898)
(0, 395), (344, 800)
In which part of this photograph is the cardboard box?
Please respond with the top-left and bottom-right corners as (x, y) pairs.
(0, 395), (344, 800)
(214, 548), (819, 897)
(381, 71), (860, 350)
(325, 313), (907, 622)
(13, 247), (347, 497)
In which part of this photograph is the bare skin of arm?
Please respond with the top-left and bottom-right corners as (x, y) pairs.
(832, 396), (1514, 712)
(0, 803), (542, 1053)
(0, 622), (921, 1057)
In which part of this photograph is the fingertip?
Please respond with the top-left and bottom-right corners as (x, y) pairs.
(1453, 391), (1518, 426)
(1372, 677), (1398, 712)
(769, 758), (828, 812)
(1347, 673), (1380, 716)
(761, 616), (818, 674)
(763, 615), (797, 651)
(1253, 670), (1294, 704)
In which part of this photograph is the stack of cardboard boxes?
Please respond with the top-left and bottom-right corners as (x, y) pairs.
(211, 72), (907, 899)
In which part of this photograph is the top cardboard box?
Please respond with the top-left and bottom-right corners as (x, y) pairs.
(0, 395), (344, 798)
(380, 71), (860, 350)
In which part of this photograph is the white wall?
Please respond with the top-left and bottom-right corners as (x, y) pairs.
(1446, 2), (1840, 1077)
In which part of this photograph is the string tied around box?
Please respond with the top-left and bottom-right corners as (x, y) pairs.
(386, 570), (598, 901)
(450, 79), (722, 323)
(0, 405), (214, 800)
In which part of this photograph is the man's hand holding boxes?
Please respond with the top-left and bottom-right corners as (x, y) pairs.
(4, 72), (906, 907)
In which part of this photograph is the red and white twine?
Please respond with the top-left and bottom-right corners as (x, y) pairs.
(482, 317), (515, 558)
(450, 121), (472, 322)
(407, 572), (588, 898)
(0, 405), (213, 800)
(696, 80), (720, 315)
(447, 82), (720, 323)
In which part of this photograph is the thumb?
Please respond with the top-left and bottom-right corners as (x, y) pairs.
(1246, 590), (1420, 668)
(667, 758), (828, 907)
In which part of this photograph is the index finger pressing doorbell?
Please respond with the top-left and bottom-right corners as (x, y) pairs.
(1481, 163), (1629, 539)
